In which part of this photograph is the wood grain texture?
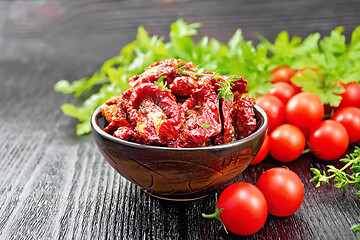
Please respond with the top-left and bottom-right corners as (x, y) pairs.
(1, 0), (360, 239)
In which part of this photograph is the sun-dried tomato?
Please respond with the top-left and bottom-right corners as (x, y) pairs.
(234, 94), (257, 138)
(173, 84), (222, 147)
(221, 99), (237, 144)
(101, 96), (121, 123)
(169, 76), (197, 96)
(113, 126), (141, 143)
(101, 59), (257, 148)
(127, 83), (182, 145)
(229, 75), (248, 94)
(103, 117), (131, 135)
(128, 59), (196, 90)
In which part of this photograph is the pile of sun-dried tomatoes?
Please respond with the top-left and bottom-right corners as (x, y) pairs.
(101, 59), (257, 147)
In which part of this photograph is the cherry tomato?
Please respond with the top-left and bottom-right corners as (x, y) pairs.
(285, 92), (324, 130)
(269, 124), (306, 162)
(331, 107), (360, 143)
(269, 82), (296, 105)
(257, 95), (285, 133)
(216, 182), (268, 235)
(308, 120), (349, 161)
(257, 167), (304, 217)
(270, 66), (295, 83)
(338, 82), (360, 108)
(251, 134), (269, 165)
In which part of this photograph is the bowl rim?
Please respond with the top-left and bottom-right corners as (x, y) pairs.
(91, 104), (268, 151)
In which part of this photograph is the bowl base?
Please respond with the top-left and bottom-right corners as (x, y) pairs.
(143, 190), (209, 201)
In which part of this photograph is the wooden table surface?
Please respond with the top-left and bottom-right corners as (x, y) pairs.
(1, 0), (360, 239)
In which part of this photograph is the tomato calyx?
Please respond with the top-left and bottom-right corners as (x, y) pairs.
(202, 208), (228, 234)
(301, 148), (313, 155)
(301, 140), (321, 156)
(202, 194), (229, 234)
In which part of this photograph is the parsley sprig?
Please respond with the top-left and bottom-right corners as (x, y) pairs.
(177, 64), (240, 102)
(260, 26), (360, 107)
(310, 146), (360, 237)
(54, 19), (360, 135)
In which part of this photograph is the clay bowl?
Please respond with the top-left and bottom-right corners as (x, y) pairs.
(91, 105), (268, 201)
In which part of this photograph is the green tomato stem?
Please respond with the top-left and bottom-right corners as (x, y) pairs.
(302, 148), (312, 155)
(202, 209), (228, 234)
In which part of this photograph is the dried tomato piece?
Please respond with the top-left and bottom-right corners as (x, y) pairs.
(218, 95), (256, 144)
(175, 84), (222, 147)
(127, 83), (182, 145)
(103, 117), (132, 135)
(230, 75), (248, 94)
(197, 75), (215, 88)
(234, 95), (257, 138)
(169, 76), (197, 96)
(221, 99), (237, 144)
(113, 126), (141, 143)
(128, 59), (198, 90)
(101, 90), (137, 136)
(128, 59), (178, 89)
(128, 62), (175, 90)
(101, 96), (121, 123)
(116, 90), (132, 121)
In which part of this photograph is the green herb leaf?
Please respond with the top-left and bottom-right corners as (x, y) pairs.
(320, 26), (346, 56)
(155, 76), (171, 92)
(290, 69), (344, 106)
(349, 26), (360, 51)
(201, 124), (211, 129)
(310, 146), (360, 236)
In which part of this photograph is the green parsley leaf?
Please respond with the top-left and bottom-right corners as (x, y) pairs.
(290, 69), (344, 106)
(320, 26), (346, 56)
(201, 124), (210, 129)
(54, 80), (78, 94)
(349, 26), (360, 51)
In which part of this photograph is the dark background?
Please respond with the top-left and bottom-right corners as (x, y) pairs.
(1, 0), (360, 239)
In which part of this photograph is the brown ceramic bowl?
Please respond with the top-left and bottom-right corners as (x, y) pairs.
(91, 105), (268, 201)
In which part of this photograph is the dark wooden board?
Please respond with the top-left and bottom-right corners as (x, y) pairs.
(1, 0), (360, 239)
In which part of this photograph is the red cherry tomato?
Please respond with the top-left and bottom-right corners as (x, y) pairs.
(251, 134), (270, 165)
(308, 120), (349, 161)
(257, 167), (304, 217)
(257, 95), (285, 133)
(216, 182), (268, 235)
(269, 82), (296, 105)
(270, 66), (295, 83)
(331, 107), (360, 143)
(285, 92), (324, 130)
(269, 124), (306, 162)
(338, 82), (360, 108)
